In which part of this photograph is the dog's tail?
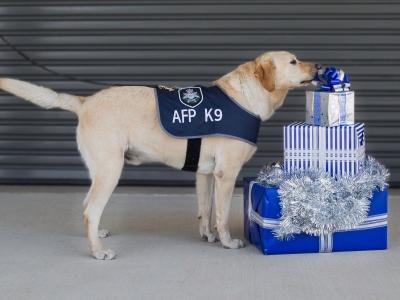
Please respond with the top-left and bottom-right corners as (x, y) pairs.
(0, 78), (83, 114)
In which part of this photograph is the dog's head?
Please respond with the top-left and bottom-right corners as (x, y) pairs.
(253, 51), (319, 92)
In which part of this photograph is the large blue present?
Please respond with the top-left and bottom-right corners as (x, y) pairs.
(243, 177), (388, 255)
(284, 122), (365, 176)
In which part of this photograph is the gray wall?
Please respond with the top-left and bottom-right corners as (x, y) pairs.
(0, 1), (399, 185)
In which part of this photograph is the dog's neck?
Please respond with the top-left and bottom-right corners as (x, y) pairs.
(213, 61), (288, 121)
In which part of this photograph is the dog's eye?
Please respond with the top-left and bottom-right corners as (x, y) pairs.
(290, 59), (297, 65)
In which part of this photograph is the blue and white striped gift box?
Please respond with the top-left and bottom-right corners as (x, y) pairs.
(284, 122), (365, 175)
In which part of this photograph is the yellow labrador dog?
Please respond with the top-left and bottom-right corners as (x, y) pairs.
(0, 51), (319, 260)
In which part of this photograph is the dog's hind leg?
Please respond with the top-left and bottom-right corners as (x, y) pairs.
(83, 185), (110, 238)
(196, 173), (219, 243)
(82, 185), (92, 212)
(82, 148), (124, 260)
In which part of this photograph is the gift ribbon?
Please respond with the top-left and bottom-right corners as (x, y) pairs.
(339, 93), (347, 124)
(312, 91), (347, 126)
(312, 66), (351, 92)
(313, 91), (321, 126)
(319, 213), (388, 252)
(247, 181), (387, 253)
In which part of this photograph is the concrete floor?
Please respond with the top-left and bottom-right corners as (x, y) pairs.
(0, 185), (399, 300)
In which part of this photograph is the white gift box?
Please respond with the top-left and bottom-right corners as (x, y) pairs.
(306, 91), (355, 127)
(284, 122), (365, 176)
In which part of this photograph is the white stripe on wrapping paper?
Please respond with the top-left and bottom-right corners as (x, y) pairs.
(247, 182), (387, 253)
(313, 125), (318, 168)
(342, 126), (346, 173)
(284, 122), (365, 175)
(321, 126), (326, 173)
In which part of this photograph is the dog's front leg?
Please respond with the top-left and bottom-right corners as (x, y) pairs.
(214, 167), (244, 249)
(196, 173), (219, 243)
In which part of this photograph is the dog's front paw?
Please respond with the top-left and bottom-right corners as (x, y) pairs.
(222, 239), (245, 249)
(201, 231), (220, 243)
(98, 229), (110, 238)
(92, 249), (117, 260)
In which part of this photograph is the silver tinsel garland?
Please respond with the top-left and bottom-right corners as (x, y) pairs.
(256, 157), (389, 239)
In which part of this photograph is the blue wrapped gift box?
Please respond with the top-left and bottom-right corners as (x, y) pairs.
(243, 177), (388, 255)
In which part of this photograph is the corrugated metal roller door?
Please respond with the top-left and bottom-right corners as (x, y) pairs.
(0, 1), (399, 185)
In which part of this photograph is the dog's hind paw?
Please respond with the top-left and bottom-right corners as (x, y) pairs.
(92, 249), (117, 260)
(222, 239), (245, 249)
(98, 229), (110, 238)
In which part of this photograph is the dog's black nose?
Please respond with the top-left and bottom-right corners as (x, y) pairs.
(315, 64), (322, 70)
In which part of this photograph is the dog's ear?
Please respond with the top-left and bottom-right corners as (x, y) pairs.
(254, 58), (276, 92)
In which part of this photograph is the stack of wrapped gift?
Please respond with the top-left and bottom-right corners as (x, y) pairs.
(244, 67), (389, 255)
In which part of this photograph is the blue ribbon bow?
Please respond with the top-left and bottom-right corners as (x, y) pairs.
(312, 67), (350, 92)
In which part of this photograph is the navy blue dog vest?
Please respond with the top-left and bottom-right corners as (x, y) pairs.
(154, 85), (261, 146)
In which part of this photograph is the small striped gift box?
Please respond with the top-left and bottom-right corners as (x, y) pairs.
(284, 122), (365, 175)
(306, 91), (355, 127)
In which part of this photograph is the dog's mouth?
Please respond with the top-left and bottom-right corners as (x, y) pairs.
(300, 79), (313, 84)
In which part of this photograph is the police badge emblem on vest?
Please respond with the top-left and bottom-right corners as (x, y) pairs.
(178, 87), (203, 108)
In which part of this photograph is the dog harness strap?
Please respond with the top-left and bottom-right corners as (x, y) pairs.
(182, 138), (202, 172)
